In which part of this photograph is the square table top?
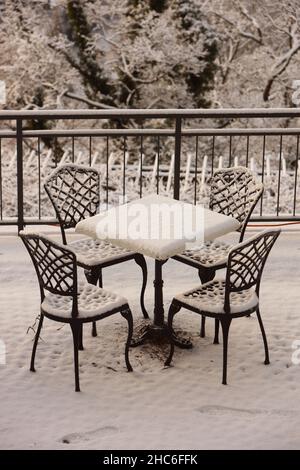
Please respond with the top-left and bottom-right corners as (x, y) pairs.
(75, 194), (240, 260)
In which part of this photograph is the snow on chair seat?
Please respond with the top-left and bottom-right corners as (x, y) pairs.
(69, 238), (134, 267)
(176, 279), (258, 314)
(180, 240), (231, 268)
(42, 282), (127, 319)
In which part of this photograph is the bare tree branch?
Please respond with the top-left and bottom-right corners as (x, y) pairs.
(43, 83), (116, 109)
(211, 11), (263, 45)
(263, 38), (300, 101)
(61, 91), (117, 109)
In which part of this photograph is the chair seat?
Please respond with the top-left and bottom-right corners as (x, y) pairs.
(42, 282), (127, 319)
(176, 279), (258, 314)
(69, 238), (135, 267)
(178, 240), (232, 268)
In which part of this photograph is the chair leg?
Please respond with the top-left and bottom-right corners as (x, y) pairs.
(85, 267), (100, 337)
(213, 319), (220, 344)
(200, 316), (206, 338)
(198, 268), (216, 338)
(91, 322), (97, 338)
(30, 313), (44, 372)
(256, 307), (270, 365)
(165, 329), (175, 367)
(120, 308), (134, 372)
(165, 302), (181, 366)
(134, 254), (149, 319)
(220, 317), (232, 385)
(70, 322), (81, 392)
(78, 324), (84, 351)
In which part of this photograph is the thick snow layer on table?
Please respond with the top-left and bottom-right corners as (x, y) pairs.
(75, 194), (240, 260)
(0, 230), (300, 450)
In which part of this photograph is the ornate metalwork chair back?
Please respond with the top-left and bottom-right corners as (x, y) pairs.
(224, 229), (280, 311)
(20, 232), (77, 303)
(209, 167), (263, 240)
(44, 165), (100, 241)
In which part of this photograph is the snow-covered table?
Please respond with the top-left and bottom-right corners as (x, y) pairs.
(76, 194), (240, 347)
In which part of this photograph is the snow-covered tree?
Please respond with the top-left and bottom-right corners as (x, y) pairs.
(116, 0), (218, 108)
(201, 0), (300, 108)
(0, 0), (218, 112)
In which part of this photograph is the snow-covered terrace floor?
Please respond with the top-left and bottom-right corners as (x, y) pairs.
(0, 228), (300, 450)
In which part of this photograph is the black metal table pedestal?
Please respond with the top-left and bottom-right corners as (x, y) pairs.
(131, 259), (192, 349)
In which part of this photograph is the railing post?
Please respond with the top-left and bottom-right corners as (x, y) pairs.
(16, 118), (24, 231)
(173, 117), (182, 200)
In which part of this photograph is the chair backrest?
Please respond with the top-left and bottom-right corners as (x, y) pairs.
(224, 229), (280, 313)
(19, 231), (78, 316)
(209, 167), (263, 241)
(44, 164), (100, 244)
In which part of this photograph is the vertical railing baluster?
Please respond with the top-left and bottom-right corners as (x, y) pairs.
(16, 118), (24, 231)
(276, 135), (283, 216)
(72, 136), (75, 163)
(89, 136), (92, 166)
(260, 135), (266, 216)
(140, 135), (143, 198)
(106, 136), (109, 210)
(38, 137), (41, 220)
(293, 135), (299, 216)
(55, 136), (58, 167)
(211, 135), (215, 176)
(0, 138), (2, 220)
(229, 135), (232, 167)
(173, 117), (182, 200)
(246, 135), (250, 167)
(157, 136), (160, 195)
(123, 136), (126, 203)
(194, 136), (198, 205)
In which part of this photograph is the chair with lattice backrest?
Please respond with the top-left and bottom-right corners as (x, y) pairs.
(172, 166), (263, 341)
(209, 166), (263, 241)
(44, 164), (100, 243)
(44, 164), (149, 341)
(167, 229), (280, 384)
(20, 231), (134, 392)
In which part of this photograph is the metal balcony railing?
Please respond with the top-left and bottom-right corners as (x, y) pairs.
(0, 108), (300, 231)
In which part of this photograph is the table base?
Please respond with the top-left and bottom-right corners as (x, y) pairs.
(130, 323), (193, 349)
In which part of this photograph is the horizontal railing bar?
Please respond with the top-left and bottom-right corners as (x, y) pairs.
(0, 130), (16, 138)
(1, 108), (300, 120)
(183, 128), (300, 136)
(1, 216), (300, 226)
(0, 218), (57, 224)
(19, 129), (174, 138)
(0, 219), (18, 225)
(18, 127), (300, 137)
(250, 216), (300, 222)
(1, 127), (300, 139)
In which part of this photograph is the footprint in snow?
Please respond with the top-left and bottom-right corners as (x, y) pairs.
(61, 426), (118, 444)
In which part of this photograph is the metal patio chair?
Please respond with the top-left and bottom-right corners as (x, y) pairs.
(20, 231), (133, 392)
(172, 166), (263, 341)
(166, 229), (280, 384)
(44, 164), (149, 340)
